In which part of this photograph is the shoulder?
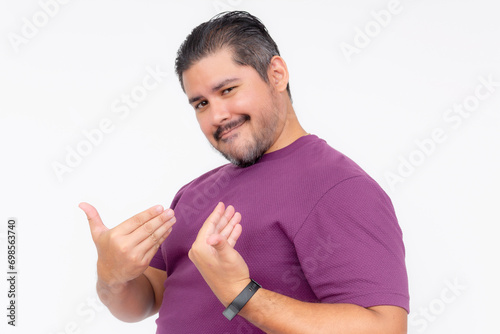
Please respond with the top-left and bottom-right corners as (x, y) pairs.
(288, 135), (370, 190)
(170, 163), (232, 209)
(291, 136), (399, 234)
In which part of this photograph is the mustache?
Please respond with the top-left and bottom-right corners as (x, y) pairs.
(213, 115), (250, 141)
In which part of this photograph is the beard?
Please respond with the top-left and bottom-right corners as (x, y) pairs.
(211, 99), (281, 168)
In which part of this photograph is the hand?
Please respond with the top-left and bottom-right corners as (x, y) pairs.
(188, 202), (250, 306)
(79, 202), (176, 289)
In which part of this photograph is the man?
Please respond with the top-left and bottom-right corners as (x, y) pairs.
(80, 11), (409, 333)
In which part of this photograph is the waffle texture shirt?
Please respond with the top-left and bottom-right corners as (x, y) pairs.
(150, 134), (409, 333)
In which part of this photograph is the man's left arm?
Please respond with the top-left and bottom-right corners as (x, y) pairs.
(238, 286), (407, 334)
(188, 202), (407, 334)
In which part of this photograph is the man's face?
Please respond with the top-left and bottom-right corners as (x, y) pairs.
(182, 49), (283, 167)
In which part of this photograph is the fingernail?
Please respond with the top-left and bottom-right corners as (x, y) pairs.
(165, 209), (174, 219)
(155, 205), (164, 213)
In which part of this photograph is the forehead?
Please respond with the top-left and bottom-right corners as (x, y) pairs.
(182, 49), (261, 97)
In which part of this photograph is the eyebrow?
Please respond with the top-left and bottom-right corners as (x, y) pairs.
(188, 77), (240, 105)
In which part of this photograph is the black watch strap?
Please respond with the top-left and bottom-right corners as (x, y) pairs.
(222, 279), (261, 320)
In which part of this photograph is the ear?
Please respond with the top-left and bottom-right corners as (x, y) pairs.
(267, 56), (289, 94)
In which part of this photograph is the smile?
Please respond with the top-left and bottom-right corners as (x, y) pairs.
(214, 115), (250, 142)
(220, 121), (245, 140)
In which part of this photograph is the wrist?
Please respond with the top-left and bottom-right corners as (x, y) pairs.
(223, 279), (261, 320)
(96, 260), (130, 290)
(97, 276), (130, 295)
(222, 278), (252, 307)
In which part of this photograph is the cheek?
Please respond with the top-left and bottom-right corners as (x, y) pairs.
(232, 84), (263, 112)
(228, 96), (248, 114)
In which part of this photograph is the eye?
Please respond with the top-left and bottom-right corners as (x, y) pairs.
(195, 100), (208, 110)
(222, 86), (236, 95)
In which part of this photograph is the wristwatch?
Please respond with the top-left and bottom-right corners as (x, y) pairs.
(222, 279), (261, 320)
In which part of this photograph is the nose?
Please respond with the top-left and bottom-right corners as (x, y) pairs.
(210, 99), (231, 126)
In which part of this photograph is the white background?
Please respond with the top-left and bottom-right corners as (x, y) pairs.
(1, 0), (499, 333)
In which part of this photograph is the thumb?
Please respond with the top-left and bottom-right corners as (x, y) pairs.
(79, 202), (108, 242)
(207, 234), (231, 254)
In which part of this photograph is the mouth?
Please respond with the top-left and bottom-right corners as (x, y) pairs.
(220, 122), (244, 140)
(214, 115), (250, 142)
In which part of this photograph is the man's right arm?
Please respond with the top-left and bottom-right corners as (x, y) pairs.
(79, 202), (176, 322)
(96, 266), (167, 322)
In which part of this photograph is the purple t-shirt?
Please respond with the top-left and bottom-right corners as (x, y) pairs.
(150, 134), (409, 333)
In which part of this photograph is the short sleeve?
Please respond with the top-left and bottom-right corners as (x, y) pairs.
(150, 245), (166, 271)
(148, 182), (192, 272)
(293, 175), (409, 312)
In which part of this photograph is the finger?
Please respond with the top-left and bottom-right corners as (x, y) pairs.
(196, 202), (225, 239)
(207, 211), (239, 249)
(141, 224), (174, 265)
(141, 215), (177, 264)
(214, 205), (236, 234)
(130, 208), (175, 245)
(135, 213), (176, 256)
(227, 223), (242, 248)
(157, 223), (175, 245)
(120, 204), (166, 235)
(219, 211), (241, 239)
(206, 227), (242, 260)
(207, 233), (227, 250)
(79, 202), (108, 243)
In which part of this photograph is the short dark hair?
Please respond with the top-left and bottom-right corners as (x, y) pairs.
(175, 11), (292, 100)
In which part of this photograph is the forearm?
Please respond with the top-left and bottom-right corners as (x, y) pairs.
(96, 273), (156, 322)
(239, 289), (407, 334)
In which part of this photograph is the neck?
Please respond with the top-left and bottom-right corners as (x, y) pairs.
(265, 99), (307, 154)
